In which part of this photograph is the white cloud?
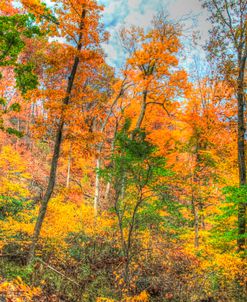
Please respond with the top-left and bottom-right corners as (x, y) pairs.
(99, 0), (210, 69)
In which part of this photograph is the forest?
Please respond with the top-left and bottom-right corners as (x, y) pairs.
(0, 0), (246, 301)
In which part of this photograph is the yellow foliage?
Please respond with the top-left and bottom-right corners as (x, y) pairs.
(124, 291), (149, 302)
(0, 277), (41, 301)
(0, 145), (30, 198)
(97, 291), (149, 302)
(41, 195), (114, 241)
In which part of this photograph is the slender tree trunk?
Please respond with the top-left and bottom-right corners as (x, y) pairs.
(105, 181), (111, 201)
(123, 194), (143, 288)
(237, 53), (246, 251)
(28, 119), (64, 262)
(25, 104), (31, 149)
(94, 157), (100, 216)
(93, 88), (124, 215)
(191, 142), (203, 247)
(28, 9), (86, 263)
(66, 144), (72, 188)
(199, 201), (205, 230)
(118, 88), (149, 283)
(191, 186), (199, 248)
(134, 90), (147, 131)
(17, 113), (20, 132)
(104, 123), (118, 201)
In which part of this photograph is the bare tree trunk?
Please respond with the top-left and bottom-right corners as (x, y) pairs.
(199, 201), (205, 230)
(134, 90), (147, 131)
(94, 157), (100, 217)
(25, 104), (31, 149)
(191, 194), (199, 248)
(28, 119), (64, 262)
(18, 113), (20, 132)
(104, 119), (119, 202)
(191, 169), (199, 248)
(28, 9), (86, 263)
(237, 51), (246, 251)
(66, 144), (72, 188)
(104, 181), (111, 201)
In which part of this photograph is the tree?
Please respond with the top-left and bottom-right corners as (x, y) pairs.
(180, 78), (236, 247)
(101, 120), (174, 290)
(27, 0), (106, 262)
(201, 0), (247, 251)
(120, 13), (187, 133)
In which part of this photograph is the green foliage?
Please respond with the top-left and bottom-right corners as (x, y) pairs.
(211, 185), (247, 248)
(0, 195), (31, 220)
(100, 118), (185, 280)
(102, 120), (171, 189)
(0, 14), (40, 66)
(0, 14), (40, 93)
(0, 259), (33, 282)
(0, 97), (7, 106)
(0, 101), (23, 136)
(9, 102), (21, 112)
(105, 121), (174, 221)
(6, 127), (23, 138)
(223, 185), (247, 205)
(14, 63), (38, 94)
(219, 185), (247, 223)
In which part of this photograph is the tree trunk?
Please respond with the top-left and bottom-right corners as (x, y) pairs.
(28, 119), (64, 262)
(66, 144), (72, 188)
(28, 9), (86, 263)
(94, 157), (100, 217)
(191, 191), (199, 248)
(237, 52), (246, 251)
(93, 88), (124, 215)
(104, 181), (111, 201)
(134, 90), (147, 131)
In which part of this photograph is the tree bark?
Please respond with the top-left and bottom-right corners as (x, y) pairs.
(135, 90), (147, 131)
(28, 9), (86, 263)
(104, 125), (118, 201)
(237, 50), (246, 252)
(104, 181), (111, 201)
(66, 143), (72, 188)
(191, 193), (199, 248)
(94, 157), (100, 217)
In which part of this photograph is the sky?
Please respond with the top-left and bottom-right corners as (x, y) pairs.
(98, 0), (210, 70)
